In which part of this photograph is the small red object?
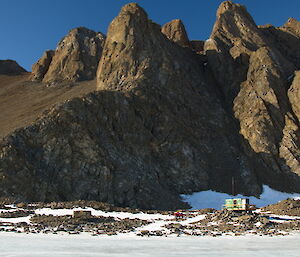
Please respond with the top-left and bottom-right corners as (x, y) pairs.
(174, 211), (184, 217)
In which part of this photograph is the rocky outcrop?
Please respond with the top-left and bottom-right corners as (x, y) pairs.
(0, 3), (263, 210)
(31, 50), (54, 81)
(161, 20), (204, 53)
(282, 18), (300, 37)
(289, 71), (300, 121)
(259, 20), (300, 69)
(96, 3), (260, 197)
(233, 47), (300, 191)
(204, 1), (268, 103)
(2, 1), (300, 209)
(31, 27), (105, 83)
(201, 1), (300, 192)
(0, 60), (27, 75)
(161, 19), (190, 48)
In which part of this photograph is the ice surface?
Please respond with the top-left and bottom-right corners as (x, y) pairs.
(1, 232), (300, 257)
(181, 185), (300, 210)
(0, 215), (32, 224)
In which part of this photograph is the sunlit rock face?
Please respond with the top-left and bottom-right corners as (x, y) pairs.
(31, 27), (105, 83)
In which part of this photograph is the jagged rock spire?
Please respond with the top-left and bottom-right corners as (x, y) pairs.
(31, 27), (105, 83)
(161, 19), (190, 48)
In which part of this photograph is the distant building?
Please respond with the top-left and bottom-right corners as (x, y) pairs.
(223, 198), (255, 211)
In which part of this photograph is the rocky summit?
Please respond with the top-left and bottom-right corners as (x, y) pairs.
(161, 19), (191, 48)
(1, 1), (300, 210)
(31, 27), (105, 83)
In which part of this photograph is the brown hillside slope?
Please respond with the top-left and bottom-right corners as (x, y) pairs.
(0, 74), (96, 140)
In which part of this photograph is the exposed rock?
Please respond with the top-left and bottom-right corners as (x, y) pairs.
(2, 1), (300, 210)
(205, 1), (268, 102)
(233, 46), (300, 191)
(0, 3), (262, 210)
(97, 2), (260, 196)
(31, 50), (54, 81)
(262, 198), (300, 216)
(0, 60), (27, 75)
(190, 40), (204, 53)
(259, 22), (300, 69)
(288, 71), (300, 121)
(203, 1), (300, 192)
(31, 27), (105, 83)
(161, 19), (190, 48)
(282, 18), (300, 37)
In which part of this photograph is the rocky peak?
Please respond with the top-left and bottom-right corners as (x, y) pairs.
(282, 18), (300, 37)
(96, 2), (260, 200)
(0, 60), (27, 75)
(210, 1), (266, 52)
(216, 1), (246, 18)
(119, 2), (147, 17)
(161, 19), (190, 48)
(204, 1), (268, 104)
(96, 3), (162, 91)
(31, 27), (105, 83)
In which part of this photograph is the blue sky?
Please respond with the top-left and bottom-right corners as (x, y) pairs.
(1, 0), (300, 71)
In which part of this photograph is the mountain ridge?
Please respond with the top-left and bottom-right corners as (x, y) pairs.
(1, 1), (300, 209)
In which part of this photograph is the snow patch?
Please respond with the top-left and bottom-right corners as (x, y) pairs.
(0, 216), (32, 224)
(34, 207), (173, 221)
(181, 185), (300, 210)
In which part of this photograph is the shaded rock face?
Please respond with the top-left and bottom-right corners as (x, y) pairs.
(0, 60), (26, 75)
(31, 27), (105, 83)
(2, 1), (300, 209)
(0, 92), (191, 210)
(190, 40), (204, 53)
(259, 19), (300, 69)
(161, 19), (190, 48)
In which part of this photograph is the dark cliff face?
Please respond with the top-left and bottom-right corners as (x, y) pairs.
(1, 1), (300, 209)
